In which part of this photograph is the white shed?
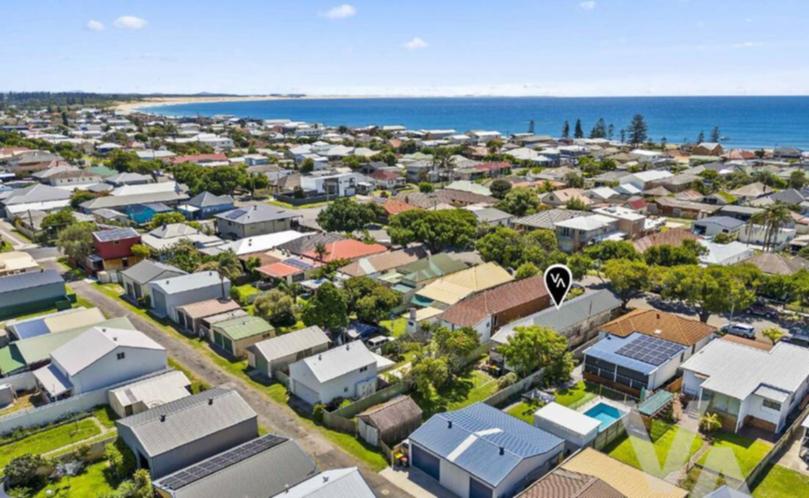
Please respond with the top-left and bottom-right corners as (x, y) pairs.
(533, 402), (600, 451)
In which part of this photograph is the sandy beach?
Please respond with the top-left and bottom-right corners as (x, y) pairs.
(114, 95), (296, 114)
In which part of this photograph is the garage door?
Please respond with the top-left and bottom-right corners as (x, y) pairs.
(412, 445), (440, 480)
(469, 476), (493, 498)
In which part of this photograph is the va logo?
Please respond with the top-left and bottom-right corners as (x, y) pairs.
(544, 264), (573, 309)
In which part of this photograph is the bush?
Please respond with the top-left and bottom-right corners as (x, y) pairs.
(497, 372), (519, 389)
(4, 454), (51, 490)
(105, 440), (135, 482)
(312, 403), (326, 424)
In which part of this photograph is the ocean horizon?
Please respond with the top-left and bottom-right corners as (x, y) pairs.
(140, 96), (809, 149)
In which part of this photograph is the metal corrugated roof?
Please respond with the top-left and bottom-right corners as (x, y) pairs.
(0, 269), (63, 294)
(250, 326), (329, 363)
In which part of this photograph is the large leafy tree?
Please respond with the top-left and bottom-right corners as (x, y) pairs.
(253, 289), (297, 327)
(388, 209), (478, 251)
(160, 239), (203, 273)
(40, 207), (75, 242)
(584, 240), (639, 262)
(302, 282), (348, 331)
(499, 325), (573, 382)
(316, 198), (384, 232)
(196, 250), (243, 299)
(660, 265), (755, 322)
(489, 179), (512, 199)
(56, 221), (96, 263)
(342, 276), (400, 323)
(475, 227), (526, 269)
(603, 258), (650, 306)
(408, 356), (449, 399)
(432, 326), (481, 374)
(148, 211), (187, 229)
(643, 240), (705, 266)
(496, 188), (538, 216)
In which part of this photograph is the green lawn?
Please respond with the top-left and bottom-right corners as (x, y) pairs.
(33, 460), (116, 497)
(445, 370), (499, 411)
(314, 424), (388, 471)
(92, 406), (117, 429)
(232, 283), (260, 305)
(506, 401), (540, 424)
(555, 381), (598, 409)
(0, 419), (101, 469)
(380, 316), (408, 338)
(753, 464), (809, 498)
(266, 382), (289, 404)
(698, 432), (773, 478)
(605, 420), (704, 478)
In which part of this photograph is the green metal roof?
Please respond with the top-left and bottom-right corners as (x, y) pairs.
(0, 345), (26, 375)
(88, 165), (118, 177)
(213, 315), (274, 341)
(638, 390), (673, 417)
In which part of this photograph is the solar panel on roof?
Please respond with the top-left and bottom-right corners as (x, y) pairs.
(223, 208), (246, 220)
(615, 334), (685, 366)
(95, 227), (138, 241)
(157, 434), (286, 490)
(283, 258), (312, 270)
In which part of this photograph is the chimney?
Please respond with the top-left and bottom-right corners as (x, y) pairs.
(499, 447), (504, 455)
(208, 398), (214, 405)
(346, 343), (350, 351)
(447, 420), (452, 429)
(160, 414), (166, 422)
(322, 475), (329, 483)
(318, 354), (322, 360)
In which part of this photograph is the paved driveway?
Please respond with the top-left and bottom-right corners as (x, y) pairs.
(67, 279), (412, 498)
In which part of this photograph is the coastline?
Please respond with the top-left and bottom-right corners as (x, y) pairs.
(114, 95), (292, 114)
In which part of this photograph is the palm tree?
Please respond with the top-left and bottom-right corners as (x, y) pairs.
(750, 203), (791, 251)
(313, 242), (329, 262)
(196, 251), (243, 299)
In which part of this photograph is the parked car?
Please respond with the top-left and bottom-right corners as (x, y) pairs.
(722, 322), (756, 339)
(784, 335), (809, 348)
(747, 303), (776, 319)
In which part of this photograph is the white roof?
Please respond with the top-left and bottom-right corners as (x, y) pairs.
(251, 326), (329, 363)
(534, 402), (600, 436)
(51, 327), (164, 376)
(593, 206), (646, 221)
(221, 230), (305, 256)
(622, 170), (673, 182)
(698, 240), (753, 265)
(275, 467), (374, 498)
(295, 341), (375, 383)
(555, 214), (616, 231)
(110, 181), (180, 197)
(108, 370), (190, 410)
(149, 271), (225, 294)
(681, 339), (809, 400)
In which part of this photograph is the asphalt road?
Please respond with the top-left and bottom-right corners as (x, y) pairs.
(67, 279), (411, 498)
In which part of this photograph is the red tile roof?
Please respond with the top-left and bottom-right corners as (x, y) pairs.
(383, 199), (416, 216)
(475, 161), (511, 172)
(170, 153), (228, 165)
(303, 239), (387, 262)
(633, 228), (697, 253)
(257, 261), (304, 278)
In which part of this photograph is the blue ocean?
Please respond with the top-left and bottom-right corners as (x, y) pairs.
(142, 96), (809, 149)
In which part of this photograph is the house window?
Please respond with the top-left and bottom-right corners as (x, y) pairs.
(359, 366), (368, 372)
(762, 399), (781, 411)
(116, 352), (126, 360)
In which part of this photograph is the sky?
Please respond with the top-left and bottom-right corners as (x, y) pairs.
(2, 0), (809, 96)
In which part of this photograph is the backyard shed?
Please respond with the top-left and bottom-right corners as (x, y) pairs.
(357, 395), (422, 447)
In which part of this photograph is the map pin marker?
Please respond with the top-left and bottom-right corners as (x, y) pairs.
(544, 263), (573, 310)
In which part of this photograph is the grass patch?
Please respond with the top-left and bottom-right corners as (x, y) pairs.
(506, 401), (540, 424)
(605, 419), (703, 478)
(92, 406), (117, 429)
(753, 464), (809, 498)
(380, 315), (408, 338)
(33, 460), (116, 498)
(266, 382), (289, 404)
(315, 425), (388, 471)
(0, 419), (101, 469)
(415, 370), (499, 418)
(555, 381), (598, 409)
(232, 283), (260, 305)
(698, 432), (772, 478)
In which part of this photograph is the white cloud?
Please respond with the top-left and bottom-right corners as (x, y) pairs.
(85, 20), (105, 31)
(113, 16), (148, 30)
(579, 1), (596, 10)
(321, 4), (356, 20)
(733, 41), (762, 49)
(403, 37), (428, 50)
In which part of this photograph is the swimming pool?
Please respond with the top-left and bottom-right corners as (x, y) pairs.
(584, 402), (623, 431)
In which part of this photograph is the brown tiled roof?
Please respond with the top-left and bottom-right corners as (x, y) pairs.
(176, 298), (241, 319)
(720, 334), (772, 351)
(383, 198), (417, 216)
(357, 395), (422, 434)
(339, 246), (428, 277)
(632, 228), (698, 253)
(518, 468), (624, 498)
(744, 253), (809, 276)
(601, 309), (715, 346)
(439, 275), (548, 327)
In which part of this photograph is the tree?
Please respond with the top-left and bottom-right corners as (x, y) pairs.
(418, 181), (434, 193)
(388, 209), (478, 251)
(196, 250), (243, 299)
(253, 289), (296, 327)
(302, 282), (348, 331)
(589, 118), (606, 139)
(40, 207), (75, 242)
(567, 253), (592, 280)
(56, 221), (96, 263)
(697, 130), (705, 143)
(710, 126), (721, 143)
(4, 454), (51, 490)
(476, 227), (525, 269)
(584, 240), (639, 262)
(408, 356), (449, 399)
(762, 327), (785, 345)
(573, 119), (584, 139)
(343, 276), (400, 323)
(565, 172), (584, 188)
(515, 262), (539, 279)
(565, 197), (589, 211)
(700, 412), (722, 434)
(561, 120), (570, 139)
(660, 265), (755, 322)
(499, 325), (573, 382)
(148, 211), (187, 229)
(644, 240), (704, 266)
(603, 258), (650, 306)
(496, 188), (538, 216)
(712, 232), (736, 244)
(750, 203), (791, 252)
(489, 179), (512, 199)
(432, 326), (480, 374)
(299, 158), (315, 173)
(130, 243), (151, 259)
(316, 198), (383, 232)
(161, 239), (203, 273)
(627, 114), (648, 145)
(789, 170), (806, 189)
(70, 189), (99, 209)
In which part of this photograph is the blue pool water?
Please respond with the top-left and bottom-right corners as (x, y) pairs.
(584, 402), (623, 431)
(141, 96), (809, 149)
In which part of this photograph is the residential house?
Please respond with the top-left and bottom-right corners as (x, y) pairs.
(106, 172), (154, 187)
(632, 228), (698, 253)
(86, 227), (143, 273)
(369, 167), (406, 190)
(744, 253), (809, 276)
(698, 240), (754, 265)
(255, 257), (319, 285)
(215, 205), (301, 240)
(357, 395), (423, 448)
(339, 245), (428, 278)
(619, 170), (673, 190)
(302, 238), (388, 263)
(465, 206), (514, 226)
(0, 269), (67, 319)
(681, 338), (809, 433)
(149, 271), (231, 323)
(592, 206), (647, 239)
(108, 370), (191, 418)
(408, 402), (564, 498)
(6, 151), (63, 174)
(177, 191), (234, 220)
(116, 388), (259, 478)
(153, 434), (318, 498)
(209, 315), (274, 359)
(175, 299), (242, 336)
(519, 447), (687, 498)
(555, 214), (621, 253)
(600, 309), (716, 359)
(37, 168), (102, 189)
(0, 184), (71, 218)
(141, 223), (224, 253)
(269, 467), (375, 498)
(0, 251), (39, 277)
(718, 205), (765, 222)
(438, 276), (550, 342)
(246, 325), (329, 379)
(32, 326), (167, 401)
(206, 230), (305, 257)
(492, 290), (621, 350)
(299, 171), (367, 197)
(413, 262), (514, 312)
(511, 209), (588, 231)
(541, 188), (592, 208)
(693, 216), (746, 238)
(649, 198), (721, 219)
(5, 307), (105, 340)
(119, 260), (187, 304)
(288, 341), (378, 406)
(80, 188), (190, 214)
(692, 142), (724, 156)
(583, 332), (687, 394)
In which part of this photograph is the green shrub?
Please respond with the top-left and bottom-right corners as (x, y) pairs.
(312, 403), (326, 424)
(4, 454), (51, 490)
(498, 372), (519, 389)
